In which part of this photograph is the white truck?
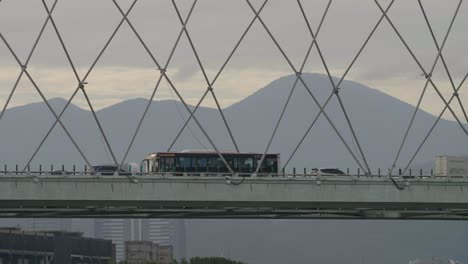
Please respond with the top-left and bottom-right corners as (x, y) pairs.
(435, 156), (468, 176)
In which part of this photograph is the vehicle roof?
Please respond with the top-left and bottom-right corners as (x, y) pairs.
(154, 151), (280, 156)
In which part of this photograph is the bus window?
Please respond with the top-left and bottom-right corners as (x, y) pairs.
(176, 156), (191, 172)
(216, 157), (228, 173)
(160, 157), (165, 171)
(195, 157), (207, 172)
(239, 157), (253, 173)
(228, 157), (238, 172)
(207, 157), (217, 172)
(262, 158), (277, 173)
(161, 157), (175, 172)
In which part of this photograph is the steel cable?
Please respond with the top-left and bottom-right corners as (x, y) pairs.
(118, 0), (199, 166)
(167, 0), (269, 152)
(23, 0), (140, 171)
(244, 0), (367, 174)
(0, 0), (59, 123)
(256, 0), (332, 174)
(297, 0), (371, 174)
(403, 71), (468, 175)
(282, 0), (396, 170)
(170, 0), (240, 153)
(373, 0), (467, 136)
(389, 0), (463, 175)
(109, 0), (235, 173)
(0, 33), (93, 169)
(417, 0), (468, 124)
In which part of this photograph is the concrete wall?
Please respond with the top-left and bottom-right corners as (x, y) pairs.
(1, 175), (468, 219)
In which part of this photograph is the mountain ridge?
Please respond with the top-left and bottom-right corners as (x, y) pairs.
(0, 73), (466, 170)
(2, 73), (451, 123)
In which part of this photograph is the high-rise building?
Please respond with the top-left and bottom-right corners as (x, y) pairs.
(95, 219), (186, 262)
(24, 218), (72, 232)
(95, 219), (129, 261)
(141, 219), (186, 260)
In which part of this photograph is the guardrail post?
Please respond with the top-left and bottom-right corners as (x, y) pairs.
(62, 164), (64, 171)
(3, 164), (6, 174)
(282, 168), (285, 177)
(378, 168), (381, 176)
(15, 164), (18, 175)
(73, 165), (76, 175)
(50, 165), (53, 173)
(357, 168), (360, 175)
(420, 169), (422, 176)
(347, 168), (349, 174)
(409, 169), (412, 176)
(399, 169), (401, 176)
(293, 167), (296, 176)
(39, 164), (42, 176)
(84, 165), (87, 175)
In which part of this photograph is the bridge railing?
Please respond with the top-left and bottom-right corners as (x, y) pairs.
(0, 164), (439, 176)
(0, 168), (467, 183)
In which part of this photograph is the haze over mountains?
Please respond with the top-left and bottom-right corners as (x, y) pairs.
(1, 73), (468, 264)
(0, 73), (466, 171)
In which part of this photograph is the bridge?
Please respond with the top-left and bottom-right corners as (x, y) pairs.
(0, 0), (467, 221)
(0, 173), (467, 220)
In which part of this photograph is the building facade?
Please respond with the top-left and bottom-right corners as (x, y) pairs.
(94, 219), (129, 261)
(158, 245), (174, 264)
(95, 219), (185, 262)
(125, 241), (173, 264)
(24, 219), (72, 232)
(0, 227), (113, 264)
(140, 219), (185, 260)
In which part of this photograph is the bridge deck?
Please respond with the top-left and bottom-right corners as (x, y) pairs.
(1, 174), (468, 219)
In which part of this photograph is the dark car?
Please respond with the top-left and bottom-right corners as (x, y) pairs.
(311, 168), (346, 176)
(90, 165), (131, 176)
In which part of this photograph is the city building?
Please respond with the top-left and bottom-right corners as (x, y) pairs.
(0, 227), (114, 264)
(125, 241), (158, 264)
(141, 219), (185, 260)
(95, 219), (185, 262)
(24, 218), (72, 232)
(125, 241), (173, 264)
(158, 245), (174, 264)
(95, 219), (129, 261)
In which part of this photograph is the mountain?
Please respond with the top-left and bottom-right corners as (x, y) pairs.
(0, 73), (466, 172)
(1, 73), (468, 264)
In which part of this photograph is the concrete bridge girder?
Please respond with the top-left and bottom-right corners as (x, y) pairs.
(0, 175), (467, 219)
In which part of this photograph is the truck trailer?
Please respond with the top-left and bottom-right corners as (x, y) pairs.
(435, 156), (468, 176)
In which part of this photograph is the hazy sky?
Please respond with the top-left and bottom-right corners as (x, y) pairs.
(0, 0), (467, 120)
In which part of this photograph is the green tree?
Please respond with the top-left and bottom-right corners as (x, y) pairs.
(189, 256), (246, 264)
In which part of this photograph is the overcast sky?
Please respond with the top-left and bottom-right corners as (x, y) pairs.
(0, 0), (467, 120)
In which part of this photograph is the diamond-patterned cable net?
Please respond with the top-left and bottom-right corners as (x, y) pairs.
(0, 0), (466, 176)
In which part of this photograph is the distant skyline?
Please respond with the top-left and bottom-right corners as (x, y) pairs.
(0, 0), (466, 121)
